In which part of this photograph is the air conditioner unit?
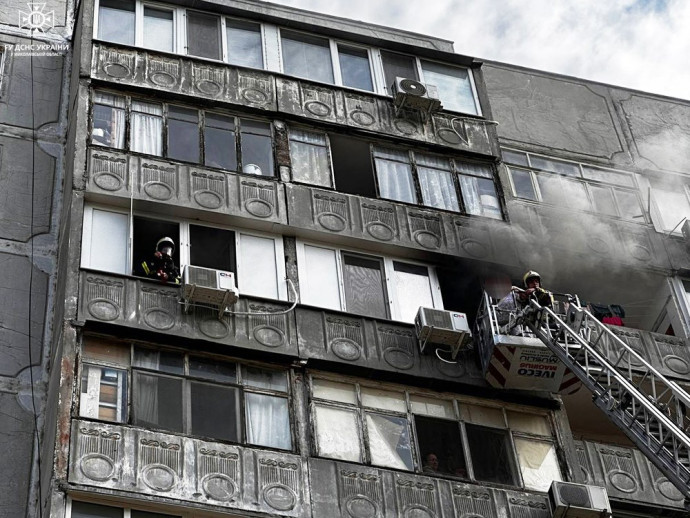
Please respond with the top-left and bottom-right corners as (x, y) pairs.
(415, 307), (472, 359)
(182, 265), (239, 310)
(549, 481), (611, 518)
(392, 77), (442, 113)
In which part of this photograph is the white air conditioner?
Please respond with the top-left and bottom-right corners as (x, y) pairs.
(392, 77), (442, 113)
(182, 265), (239, 309)
(415, 307), (472, 359)
(549, 481), (611, 518)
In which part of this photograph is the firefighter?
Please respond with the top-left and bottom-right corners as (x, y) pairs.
(137, 236), (181, 284)
(495, 270), (553, 334)
(519, 270), (553, 308)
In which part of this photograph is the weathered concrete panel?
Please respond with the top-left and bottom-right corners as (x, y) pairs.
(484, 65), (623, 160)
(70, 420), (311, 516)
(78, 271), (299, 358)
(0, 393), (34, 518)
(620, 95), (690, 173)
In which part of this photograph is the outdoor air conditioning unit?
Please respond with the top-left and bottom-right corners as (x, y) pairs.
(392, 77), (442, 113)
(182, 265), (239, 312)
(415, 307), (472, 359)
(549, 481), (611, 518)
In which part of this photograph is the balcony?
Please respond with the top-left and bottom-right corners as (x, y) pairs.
(90, 42), (498, 158)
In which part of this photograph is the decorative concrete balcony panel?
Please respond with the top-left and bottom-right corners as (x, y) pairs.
(286, 184), (518, 266)
(575, 440), (684, 509)
(79, 272), (298, 357)
(309, 457), (550, 518)
(86, 148), (287, 225)
(92, 44), (278, 111)
(295, 307), (487, 384)
(645, 332), (690, 380)
(69, 420), (310, 516)
(91, 44), (498, 158)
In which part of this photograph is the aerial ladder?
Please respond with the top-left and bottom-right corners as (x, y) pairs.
(515, 297), (690, 507)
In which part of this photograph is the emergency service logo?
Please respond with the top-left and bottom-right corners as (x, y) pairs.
(18, 3), (54, 32)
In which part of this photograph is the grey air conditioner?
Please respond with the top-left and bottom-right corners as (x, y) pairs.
(415, 307), (472, 359)
(182, 265), (239, 313)
(392, 77), (442, 113)
(549, 481), (611, 518)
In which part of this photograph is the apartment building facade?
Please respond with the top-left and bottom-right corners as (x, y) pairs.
(9, 0), (690, 517)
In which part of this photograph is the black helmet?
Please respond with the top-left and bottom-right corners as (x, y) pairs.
(156, 236), (175, 254)
(523, 270), (541, 287)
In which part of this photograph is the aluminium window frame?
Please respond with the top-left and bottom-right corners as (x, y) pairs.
(81, 204), (289, 300)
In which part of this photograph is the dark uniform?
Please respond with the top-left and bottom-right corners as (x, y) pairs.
(137, 236), (181, 284)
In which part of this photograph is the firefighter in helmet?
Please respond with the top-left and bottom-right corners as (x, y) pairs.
(519, 270), (553, 307)
(138, 236), (181, 284)
(495, 270), (553, 334)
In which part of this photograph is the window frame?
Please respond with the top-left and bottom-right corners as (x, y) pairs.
(288, 126), (336, 188)
(78, 340), (294, 451)
(295, 240), (443, 322)
(81, 204), (289, 300)
(649, 177), (690, 234)
(309, 373), (562, 490)
(504, 148), (646, 223)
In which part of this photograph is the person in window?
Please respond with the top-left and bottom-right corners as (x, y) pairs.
(136, 236), (180, 284)
(496, 270), (553, 334)
(422, 452), (440, 474)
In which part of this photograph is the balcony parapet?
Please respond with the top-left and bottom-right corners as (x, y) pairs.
(90, 42), (498, 158)
(69, 419), (309, 516)
(86, 148), (287, 226)
(576, 439), (685, 510)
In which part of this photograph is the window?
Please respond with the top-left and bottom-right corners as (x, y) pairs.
(71, 500), (180, 517)
(226, 19), (263, 68)
(79, 339), (292, 450)
(281, 30), (334, 84)
(142, 7), (174, 52)
(81, 207), (288, 300)
(289, 129), (333, 187)
(186, 11), (221, 60)
(296, 241), (442, 323)
(650, 178), (690, 233)
(504, 149), (645, 222)
(90, 91), (275, 175)
(338, 45), (374, 91)
(381, 51), (480, 115)
(310, 376), (561, 490)
(97, 0), (135, 45)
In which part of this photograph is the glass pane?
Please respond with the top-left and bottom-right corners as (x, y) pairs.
(342, 254), (388, 319)
(461, 404), (505, 427)
(133, 372), (183, 432)
(168, 107), (199, 163)
(240, 122), (273, 176)
(83, 339), (130, 365)
(380, 51), (417, 93)
(130, 102), (163, 156)
(510, 168), (537, 200)
(581, 166), (635, 187)
(459, 176), (502, 219)
(421, 61), (477, 115)
(393, 262), (434, 323)
(312, 379), (356, 404)
(415, 415), (466, 477)
(562, 180), (591, 211)
(615, 189), (644, 221)
(227, 19), (263, 68)
(537, 174), (567, 205)
(338, 45), (373, 91)
(189, 357), (237, 383)
(530, 156), (579, 176)
(502, 150), (529, 166)
(361, 387), (406, 412)
(314, 404), (361, 461)
(245, 393), (291, 449)
(374, 150), (416, 204)
(281, 30), (334, 84)
(133, 348), (184, 374)
(191, 382), (241, 442)
(507, 412), (551, 435)
(418, 166), (459, 211)
(366, 413), (413, 470)
(239, 234), (277, 298)
(290, 130), (332, 187)
(143, 7), (173, 52)
(590, 185), (617, 216)
(410, 396), (454, 418)
(92, 103), (125, 148)
(652, 184), (690, 232)
(302, 245), (341, 310)
(72, 501), (122, 518)
(88, 209), (128, 274)
(98, 0), (134, 45)
(131, 511), (178, 518)
(205, 120), (237, 170)
(80, 364), (127, 423)
(189, 225), (236, 272)
(465, 424), (517, 484)
(514, 438), (561, 491)
(243, 366), (287, 391)
(187, 12), (221, 60)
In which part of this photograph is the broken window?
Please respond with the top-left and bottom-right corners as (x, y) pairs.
(79, 339), (292, 449)
(650, 178), (690, 233)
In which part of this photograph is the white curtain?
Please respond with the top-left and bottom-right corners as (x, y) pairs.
(131, 101), (163, 156)
(374, 148), (416, 203)
(459, 175), (481, 215)
(419, 167), (459, 211)
(289, 130), (332, 187)
(245, 393), (291, 449)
